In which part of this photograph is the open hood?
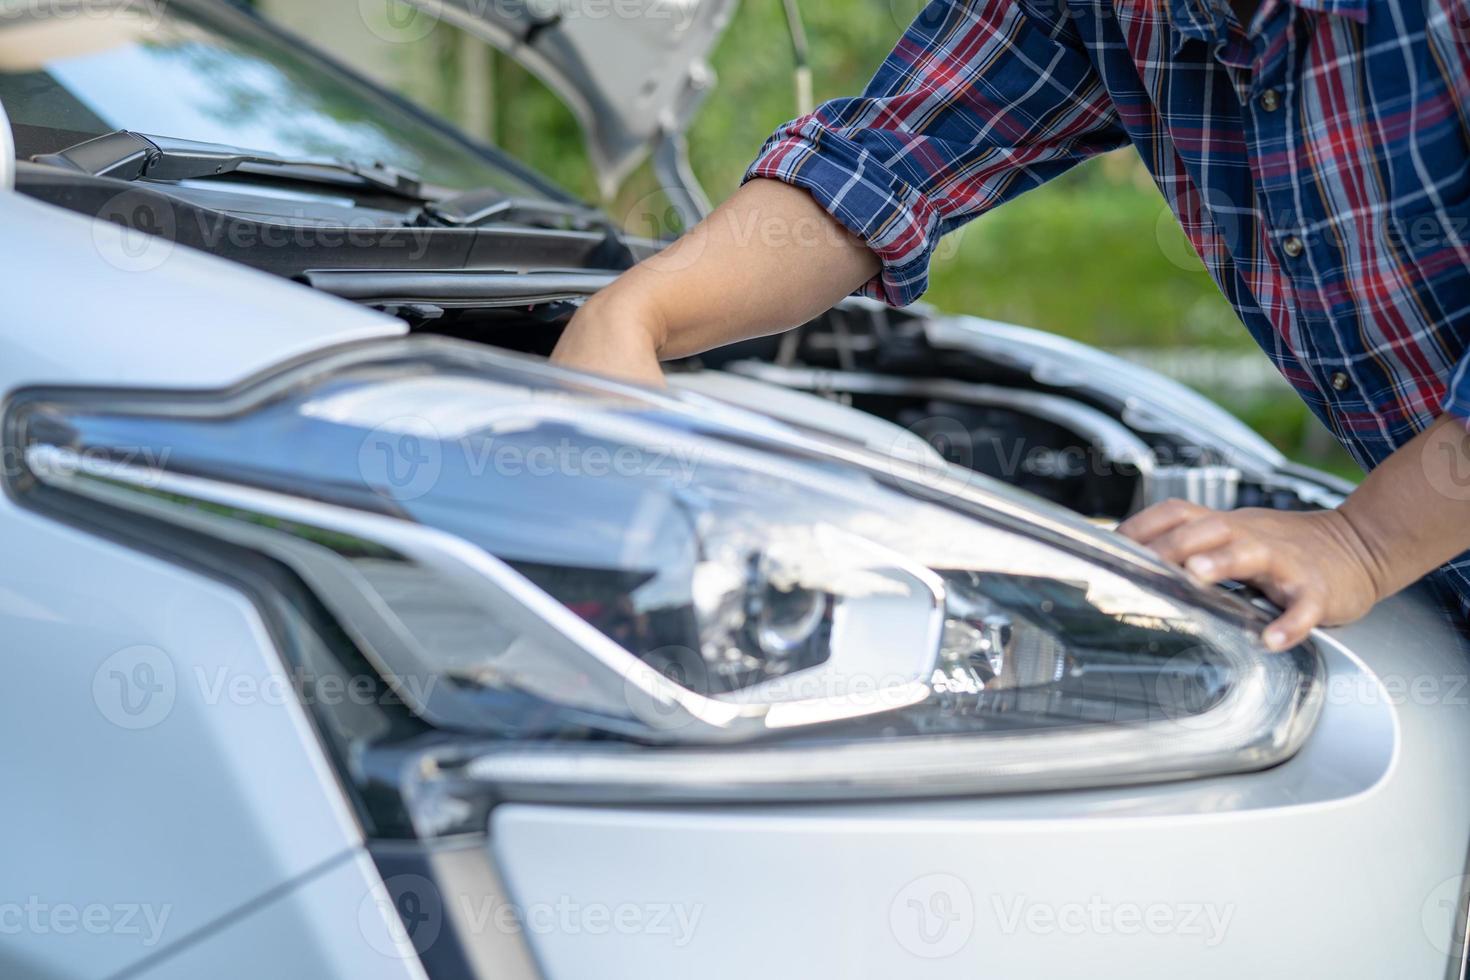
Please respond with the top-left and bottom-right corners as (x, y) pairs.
(0, 97), (12, 190)
(410, 0), (736, 205)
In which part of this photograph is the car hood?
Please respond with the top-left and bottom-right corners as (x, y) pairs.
(0, 190), (402, 391)
(409, 0), (736, 198)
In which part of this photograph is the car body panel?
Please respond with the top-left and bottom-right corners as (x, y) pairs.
(668, 370), (946, 465)
(0, 190), (402, 979)
(0, 499), (367, 979)
(0, 182), (402, 392)
(490, 588), (1470, 979)
(3, 5), (1469, 978)
(129, 852), (430, 980)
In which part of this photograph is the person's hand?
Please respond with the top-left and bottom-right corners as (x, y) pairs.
(1117, 500), (1388, 650)
(551, 291), (669, 388)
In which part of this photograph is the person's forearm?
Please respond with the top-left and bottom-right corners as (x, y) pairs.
(551, 178), (879, 385)
(1336, 412), (1470, 598)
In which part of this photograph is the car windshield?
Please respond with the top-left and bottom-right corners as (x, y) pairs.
(0, 0), (543, 196)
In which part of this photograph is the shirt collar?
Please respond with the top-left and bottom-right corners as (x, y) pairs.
(1166, 0), (1369, 52)
(1167, 0), (1216, 46)
(1287, 0), (1369, 21)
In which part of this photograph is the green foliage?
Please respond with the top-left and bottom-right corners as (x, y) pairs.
(924, 167), (1247, 351)
(687, 0), (912, 199)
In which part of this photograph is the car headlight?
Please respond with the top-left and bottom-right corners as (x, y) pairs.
(5, 338), (1321, 831)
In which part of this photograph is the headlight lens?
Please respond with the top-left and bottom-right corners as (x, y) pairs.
(6, 339), (1321, 816)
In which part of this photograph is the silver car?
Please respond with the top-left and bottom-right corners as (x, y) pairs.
(1, 1), (1466, 978)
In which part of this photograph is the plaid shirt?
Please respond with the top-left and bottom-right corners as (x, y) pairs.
(746, 0), (1470, 618)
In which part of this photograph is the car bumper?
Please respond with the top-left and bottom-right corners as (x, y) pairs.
(485, 587), (1470, 979)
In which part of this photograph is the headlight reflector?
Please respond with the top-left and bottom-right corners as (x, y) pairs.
(5, 339), (1322, 815)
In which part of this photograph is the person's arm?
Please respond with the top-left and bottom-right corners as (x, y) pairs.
(554, 0), (1127, 383)
(551, 178), (878, 386)
(1118, 414), (1470, 649)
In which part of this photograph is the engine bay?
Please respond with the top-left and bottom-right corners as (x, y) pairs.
(12, 159), (1354, 524)
(413, 296), (1353, 523)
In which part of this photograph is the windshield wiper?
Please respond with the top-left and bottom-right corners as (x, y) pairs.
(32, 130), (425, 201)
(417, 186), (613, 233)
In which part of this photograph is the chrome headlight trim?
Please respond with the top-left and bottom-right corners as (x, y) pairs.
(5, 337), (1324, 811)
(428, 640), (1320, 805)
(23, 444), (933, 743)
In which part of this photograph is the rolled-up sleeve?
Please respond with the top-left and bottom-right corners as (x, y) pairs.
(744, 0), (1126, 307)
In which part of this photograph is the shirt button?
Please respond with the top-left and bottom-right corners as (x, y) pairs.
(1260, 88), (1281, 112)
(1329, 371), (1350, 392)
(1282, 234), (1305, 258)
